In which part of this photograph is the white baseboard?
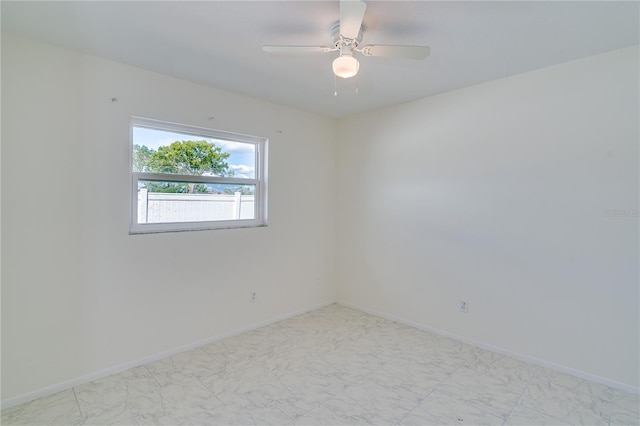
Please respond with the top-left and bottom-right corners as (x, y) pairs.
(0, 299), (337, 410)
(337, 300), (640, 395)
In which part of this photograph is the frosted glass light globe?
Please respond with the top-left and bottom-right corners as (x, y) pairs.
(332, 55), (359, 79)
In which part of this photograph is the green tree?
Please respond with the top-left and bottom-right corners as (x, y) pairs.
(148, 140), (232, 177)
(134, 140), (232, 193)
(133, 144), (154, 172)
(223, 186), (255, 196)
(140, 181), (209, 194)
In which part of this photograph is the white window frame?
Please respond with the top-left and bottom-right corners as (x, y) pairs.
(129, 117), (268, 234)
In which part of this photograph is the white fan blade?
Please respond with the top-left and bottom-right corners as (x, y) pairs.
(340, 0), (367, 39)
(360, 45), (431, 60)
(262, 46), (334, 54)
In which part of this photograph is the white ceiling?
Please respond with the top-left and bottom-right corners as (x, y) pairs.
(2, 1), (639, 118)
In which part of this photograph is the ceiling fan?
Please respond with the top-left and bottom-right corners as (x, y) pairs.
(262, 0), (431, 79)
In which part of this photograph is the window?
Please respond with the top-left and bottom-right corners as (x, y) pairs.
(130, 117), (267, 233)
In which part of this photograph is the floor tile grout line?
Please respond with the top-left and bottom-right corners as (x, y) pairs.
(272, 403), (296, 425)
(71, 387), (84, 420)
(501, 365), (540, 425)
(428, 387), (505, 423)
(396, 387), (438, 425)
(510, 377), (604, 426)
(608, 389), (615, 426)
(195, 374), (222, 402)
(143, 364), (164, 390)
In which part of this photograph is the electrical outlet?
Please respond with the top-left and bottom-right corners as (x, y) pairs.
(459, 300), (469, 313)
(250, 291), (257, 303)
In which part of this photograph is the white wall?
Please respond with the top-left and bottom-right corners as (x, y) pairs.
(336, 46), (639, 388)
(1, 34), (337, 400)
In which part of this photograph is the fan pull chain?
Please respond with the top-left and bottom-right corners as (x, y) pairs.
(334, 75), (338, 97)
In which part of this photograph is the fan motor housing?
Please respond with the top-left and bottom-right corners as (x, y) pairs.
(330, 20), (364, 47)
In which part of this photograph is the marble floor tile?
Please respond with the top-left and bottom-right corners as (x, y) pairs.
(437, 366), (527, 419)
(401, 390), (503, 426)
(465, 348), (539, 384)
(145, 348), (223, 381)
(74, 366), (162, 419)
(205, 394), (293, 426)
(2, 304), (637, 426)
(534, 367), (616, 401)
(341, 380), (422, 424)
(320, 393), (393, 426)
(612, 409), (640, 426)
(519, 373), (613, 425)
(613, 390), (640, 412)
(397, 406), (443, 426)
(154, 377), (217, 410)
(77, 403), (139, 426)
(273, 366), (349, 400)
(293, 405), (352, 426)
(435, 381), (519, 420)
(1, 390), (82, 426)
(504, 403), (573, 426)
(135, 409), (191, 425)
(221, 326), (294, 359)
(611, 390), (640, 426)
(241, 380), (318, 421)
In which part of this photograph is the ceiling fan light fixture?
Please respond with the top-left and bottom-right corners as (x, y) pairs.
(332, 55), (359, 78)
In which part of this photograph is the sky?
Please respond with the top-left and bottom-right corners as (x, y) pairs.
(133, 127), (256, 178)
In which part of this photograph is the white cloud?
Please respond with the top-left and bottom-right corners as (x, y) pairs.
(215, 139), (255, 155)
(134, 128), (255, 154)
(230, 164), (255, 178)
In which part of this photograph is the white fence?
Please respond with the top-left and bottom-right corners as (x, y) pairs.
(137, 188), (255, 223)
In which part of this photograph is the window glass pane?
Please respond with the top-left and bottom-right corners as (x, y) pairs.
(132, 127), (256, 179)
(137, 181), (256, 224)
